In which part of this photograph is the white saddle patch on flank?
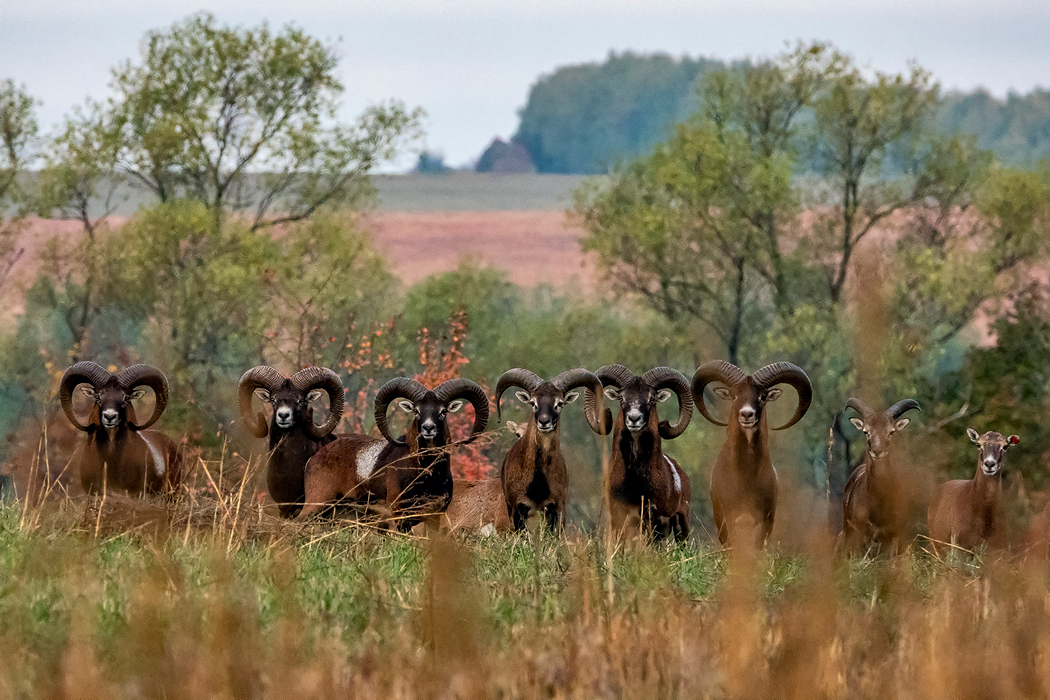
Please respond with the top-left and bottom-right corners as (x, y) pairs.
(665, 455), (681, 494)
(140, 433), (165, 477)
(357, 441), (386, 480)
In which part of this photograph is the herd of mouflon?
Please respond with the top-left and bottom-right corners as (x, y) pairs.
(55, 359), (1045, 557)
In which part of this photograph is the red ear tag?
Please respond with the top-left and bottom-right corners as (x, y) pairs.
(1010, 435), (1020, 444)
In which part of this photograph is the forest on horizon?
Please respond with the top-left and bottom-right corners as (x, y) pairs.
(509, 51), (1050, 174)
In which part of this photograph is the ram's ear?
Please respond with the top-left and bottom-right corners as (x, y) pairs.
(655, 389), (673, 403)
(966, 427), (980, 444)
(713, 386), (733, 401)
(80, 386), (98, 399)
(849, 417), (865, 432)
(253, 388), (271, 403)
(894, 417), (911, 432)
(1008, 434), (1021, 447)
(446, 399), (465, 413)
(514, 390), (532, 404)
(764, 388), (782, 402)
(306, 389), (324, 403)
(130, 388), (148, 400)
(563, 390), (580, 404)
(603, 386), (622, 401)
(397, 400), (416, 414)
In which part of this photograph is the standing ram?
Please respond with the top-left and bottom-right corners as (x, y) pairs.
(238, 366), (345, 518)
(491, 367), (610, 531)
(299, 377), (489, 530)
(692, 361), (811, 549)
(585, 365), (694, 541)
(839, 397), (921, 555)
(59, 362), (182, 495)
(928, 428), (1019, 554)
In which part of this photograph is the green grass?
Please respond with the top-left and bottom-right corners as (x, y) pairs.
(1, 497), (1047, 698)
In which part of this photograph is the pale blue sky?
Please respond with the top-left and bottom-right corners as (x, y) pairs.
(3, 0), (1048, 168)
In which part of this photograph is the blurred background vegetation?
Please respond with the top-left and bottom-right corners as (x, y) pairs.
(1, 17), (1050, 534)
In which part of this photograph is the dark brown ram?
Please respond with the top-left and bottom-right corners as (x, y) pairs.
(238, 366), (345, 518)
(299, 377), (489, 530)
(585, 365), (693, 541)
(59, 362), (182, 495)
(492, 367), (610, 531)
(692, 361), (811, 550)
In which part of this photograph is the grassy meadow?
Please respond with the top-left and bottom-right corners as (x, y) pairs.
(2, 465), (1050, 699)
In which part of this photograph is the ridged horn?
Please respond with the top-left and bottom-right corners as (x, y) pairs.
(642, 367), (694, 439)
(886, 399), (921, 421)
(752, 362), (812, 431)
(595, 364), (635, 390)
(292, 366), (345, 439)
(238, 366), (286, 438)
(690, 361), (746, 427)
(117, 365), (169, 431)
(844, 397), (875, 422)
(552, 368), (611, 435)
(374, 378), (428, 444)
(494, 368), (544, 423)
(434, 378), (490, 443)
(59, 361), (113, 431)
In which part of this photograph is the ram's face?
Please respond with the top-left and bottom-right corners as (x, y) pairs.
(604, 378), (672, 433)
(80, 379), (144, 430)
(515, 384), (578, 433)
(968, 428), (1019, 477)
(255, 382), (323, 431)
(849, 413), (911, 460)
(713, 378), (781, 432)
(399, 394), (464, 443)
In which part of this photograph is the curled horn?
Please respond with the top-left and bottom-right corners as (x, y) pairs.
(595, 364), (635, 390)
(374, 378), (428, 444)
(752, 362), (812, 431)
(238, 366), (286, 438)
(845, 397), (875, 422)
(494, 368), (544, 423)
(292, 366), (345, 439)
(552, 368), (611, 435)
(435, 378), (490, 444)
(117, 365), (169, 431)
(585, 364), (637, 435)
(690, 361), (746, 427)
(642, 367), (694, 439)
(59, 361), (113, 431)
(886, 399), (921, 421)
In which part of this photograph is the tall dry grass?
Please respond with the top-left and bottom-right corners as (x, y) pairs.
(2, 462), (1050, 700)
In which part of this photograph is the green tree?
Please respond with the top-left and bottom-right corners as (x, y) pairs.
(0, 80), (37, 290)
(111, 201), (277, 404)
(34, 104), (127, 358)
(73, 13), (421, 232)
(516, 52), (724, 174)
(263, 210), (397, 370)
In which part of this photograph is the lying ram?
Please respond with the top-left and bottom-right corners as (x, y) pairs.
(59, 362), (182, 495)
(299, 377), (489, 530)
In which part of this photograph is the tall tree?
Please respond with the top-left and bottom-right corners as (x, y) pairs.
(99, 13), (420, 231)
(0, 80), (37, 290)
(807, 63), (941, 304)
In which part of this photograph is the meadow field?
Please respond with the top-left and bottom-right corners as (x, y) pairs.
(2, 476), (1049, 699)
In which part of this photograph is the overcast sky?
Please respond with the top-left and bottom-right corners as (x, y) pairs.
(3, 0), (1049, 168)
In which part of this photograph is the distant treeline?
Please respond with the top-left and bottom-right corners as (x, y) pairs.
(515, 52), (1050, 174)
